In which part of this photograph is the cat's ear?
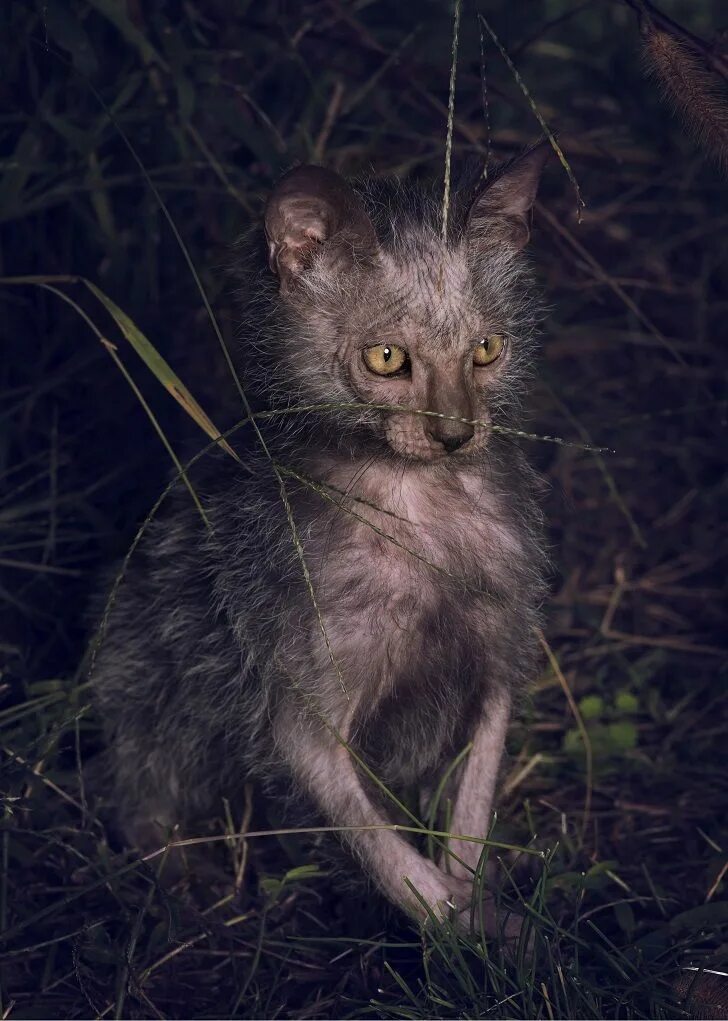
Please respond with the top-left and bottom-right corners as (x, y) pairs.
(264, 165), (377, 293)
(466, 142), (551, 249)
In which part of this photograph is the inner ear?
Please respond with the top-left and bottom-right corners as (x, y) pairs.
(264, 165), (377, 293)
(466, 142), (551, 249)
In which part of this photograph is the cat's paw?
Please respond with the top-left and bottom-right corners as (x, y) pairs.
(421, 870), (532, 960)
(455, 884), (530, 949)
(415, 873), (529, 953)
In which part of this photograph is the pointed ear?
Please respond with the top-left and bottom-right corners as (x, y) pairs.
(466, 142), (551, 249)
(264, 165), (377, 293)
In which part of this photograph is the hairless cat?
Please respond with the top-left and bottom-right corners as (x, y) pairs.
(93, 144), (551, 939)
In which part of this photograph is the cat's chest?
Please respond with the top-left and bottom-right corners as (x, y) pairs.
(311, 463), (522, 616)
(288, 460), (528, 698)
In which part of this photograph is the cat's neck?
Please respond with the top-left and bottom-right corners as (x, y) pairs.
(299, 446), (497, 516)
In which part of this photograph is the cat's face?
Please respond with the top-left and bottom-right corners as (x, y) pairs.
(264, 153), (548, 462)
(294, 240), (518, 461)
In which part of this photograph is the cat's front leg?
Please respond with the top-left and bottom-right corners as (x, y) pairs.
(273, 698), (472, 925)
(442, 688), (511, 880)
(438, 689), (527, 942)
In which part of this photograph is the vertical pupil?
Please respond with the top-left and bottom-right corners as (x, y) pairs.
(383, 347), (391, 362)
(482, 339), (489, 352)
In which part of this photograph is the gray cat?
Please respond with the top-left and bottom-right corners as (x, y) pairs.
(92, 145), (550, 937)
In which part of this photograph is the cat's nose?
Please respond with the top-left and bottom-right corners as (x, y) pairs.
(427, 422), (475, 453)
(441, 433), (471, 453)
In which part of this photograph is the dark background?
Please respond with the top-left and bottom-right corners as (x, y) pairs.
(1, 1), (727, 1017)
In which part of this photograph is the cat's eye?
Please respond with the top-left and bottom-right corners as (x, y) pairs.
(473, 335), (505, 366)
(363, 343), (409, 376)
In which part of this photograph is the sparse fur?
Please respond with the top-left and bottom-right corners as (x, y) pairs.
(92, 151), (551, 932)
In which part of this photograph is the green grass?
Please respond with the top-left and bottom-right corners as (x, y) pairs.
(1, 0), (727, 1017)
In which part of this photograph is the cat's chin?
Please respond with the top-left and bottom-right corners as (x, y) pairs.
(379, 422), (490, 465)
(384, 446), (485, 466)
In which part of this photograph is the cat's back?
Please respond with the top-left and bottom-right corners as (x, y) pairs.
(92, 454), (282, 710)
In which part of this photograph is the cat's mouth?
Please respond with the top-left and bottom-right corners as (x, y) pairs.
(421, 442), (484, 464)
(382, 412), (489, 463)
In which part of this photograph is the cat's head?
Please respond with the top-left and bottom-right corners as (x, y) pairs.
(262, 146), (550, 462)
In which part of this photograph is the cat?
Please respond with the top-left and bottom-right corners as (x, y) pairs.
(92, 144), (550, 939)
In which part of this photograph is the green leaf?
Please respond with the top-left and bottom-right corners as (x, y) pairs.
(579, 694), (605, 720)
(586, 860), (619, 878)
(607, 721), (638, 750)
(84, 281), (238, 460)
(615, 690), (639, 714)
(259, 876), (283, 897)
(280, 864), (322, 883)
(259, 863), (321, 902)
(562, 727), (583, 755)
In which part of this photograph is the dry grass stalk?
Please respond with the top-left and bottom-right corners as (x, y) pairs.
(643, 25), (728, 174)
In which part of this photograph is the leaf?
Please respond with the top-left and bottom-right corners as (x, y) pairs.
(668, 901), (728, 932)
(579, 694), (605, 720)
(607, 721), (638, 751)
(259, 863), (321, 902)
(586, 860), (619, 878)
(614, 901), (636, 936)
(84, 281), (239, 461)
(258, 876), (282, 897)
(615, 690), (639, 714)
(547, 869), (585, 892)
(563, 726), (583, 755)
(548, 860), (618, 893)
(633, 925), (671, 960)
(280, 864), (322, 883)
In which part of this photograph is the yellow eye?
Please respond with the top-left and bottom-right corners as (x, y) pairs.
(363, 343), (409, 376)
(473, 335), (505, 366)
